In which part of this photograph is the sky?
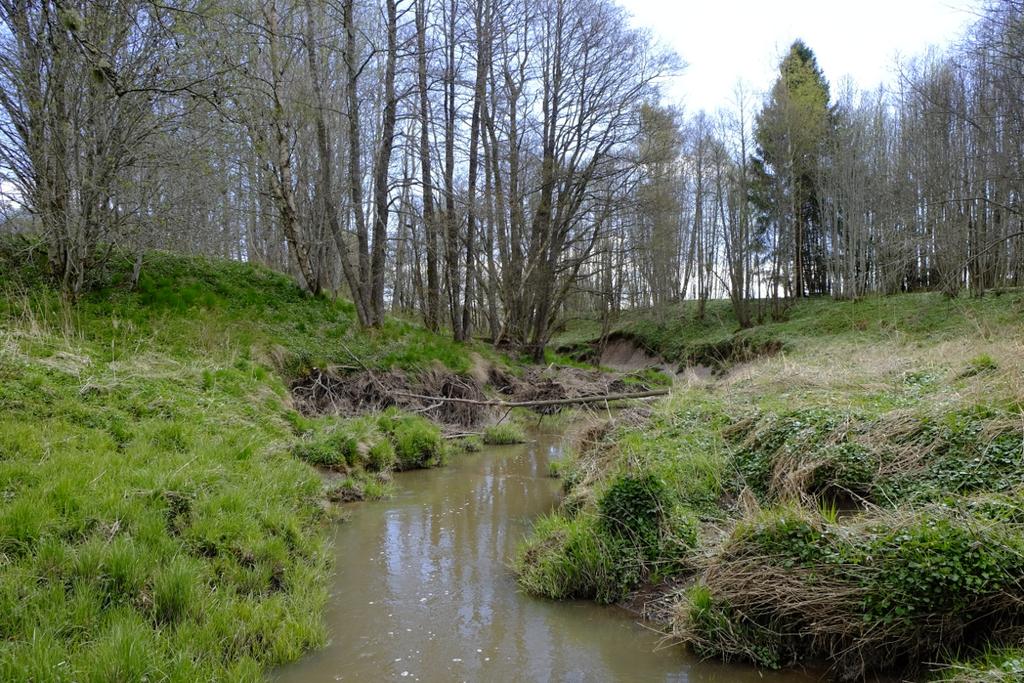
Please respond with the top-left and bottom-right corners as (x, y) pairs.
(616, 0), (980, 114)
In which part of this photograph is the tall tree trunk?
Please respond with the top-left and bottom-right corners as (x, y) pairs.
(415, 0), (441, 330)
(370, 0), (399, 325)
(342, 0), (373, 320)
(303, 0), (368, 322)
(266, 1), (319, 294)
(442, 0), (462, 339)
(459, 0), (489, 341)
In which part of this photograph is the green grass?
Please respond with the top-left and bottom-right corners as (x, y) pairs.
(514, 513), (631, 603)
(483, 421), (527, 445)
(0, 241), (492, 375)
(515, 394), (715, 602)
(521, 289), (1024, 679)
(554, 291), (1024, 369)
(621, 367), (673, 388)
(937, 648), (1024, 681)
(292, 416), (397, 472)
(962, 352), (998, 378)
(376, 409), (446, 470)
(0, 241), (487, 680)
(542, 348), (602, 370)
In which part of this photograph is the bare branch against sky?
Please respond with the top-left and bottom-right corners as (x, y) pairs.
(616, 0), (978, 111)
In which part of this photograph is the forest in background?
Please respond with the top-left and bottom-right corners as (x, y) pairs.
(0, 0), (1022, 357)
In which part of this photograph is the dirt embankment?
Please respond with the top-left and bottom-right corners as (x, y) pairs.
(565, 331), (784, 381)
(559, 333), (678, 377)
(290, 360), (661, 429)
(599, 336), (665, 371)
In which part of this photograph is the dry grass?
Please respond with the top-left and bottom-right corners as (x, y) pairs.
(720, 329), (1024, 415)
(676, 504), (1024, 681)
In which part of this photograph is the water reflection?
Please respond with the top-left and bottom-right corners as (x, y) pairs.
(275, 431), (815, 682)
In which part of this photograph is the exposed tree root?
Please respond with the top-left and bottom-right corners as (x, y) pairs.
(290, 362), (664, 428)
(393, 389), (668, 408)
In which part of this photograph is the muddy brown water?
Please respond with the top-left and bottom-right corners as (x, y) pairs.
(275, 430), (819, 683)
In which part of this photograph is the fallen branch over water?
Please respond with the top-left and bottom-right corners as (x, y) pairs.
(443, 431), (484, 440)
(394, 389), (669, 409)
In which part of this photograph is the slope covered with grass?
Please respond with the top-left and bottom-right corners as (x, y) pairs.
(0, 243), (480, 681)
(522, 291), (1024, 680)
(556, 293), (1023, 372)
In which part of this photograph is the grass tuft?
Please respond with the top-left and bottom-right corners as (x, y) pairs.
(483, 421), (527, 445)
(377, 409), (446, 469)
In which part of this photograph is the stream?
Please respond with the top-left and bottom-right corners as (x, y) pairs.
(275, 429), (817, 682)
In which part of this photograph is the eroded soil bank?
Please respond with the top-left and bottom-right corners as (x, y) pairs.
(289, 359), (667, 429)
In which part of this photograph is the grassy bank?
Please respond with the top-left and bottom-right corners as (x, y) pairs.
(521, 292), (1024, 680)
(0, 244), (483, 680)
(555, 293), (1022, 372)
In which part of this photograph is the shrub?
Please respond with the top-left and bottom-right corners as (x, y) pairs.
(327, 475), (390, 503)
(732, 508), (831, 567)
(885, 423), (1024, 502)
(291, 430), (347, 468)
(365, 437), (397, 472)
(459, 435), (483, 453)
(861, 517), (1024, 621)
(528, 472), (699, 592)
(963, 491), (1024, 524)
(656, 504), (700, 574)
